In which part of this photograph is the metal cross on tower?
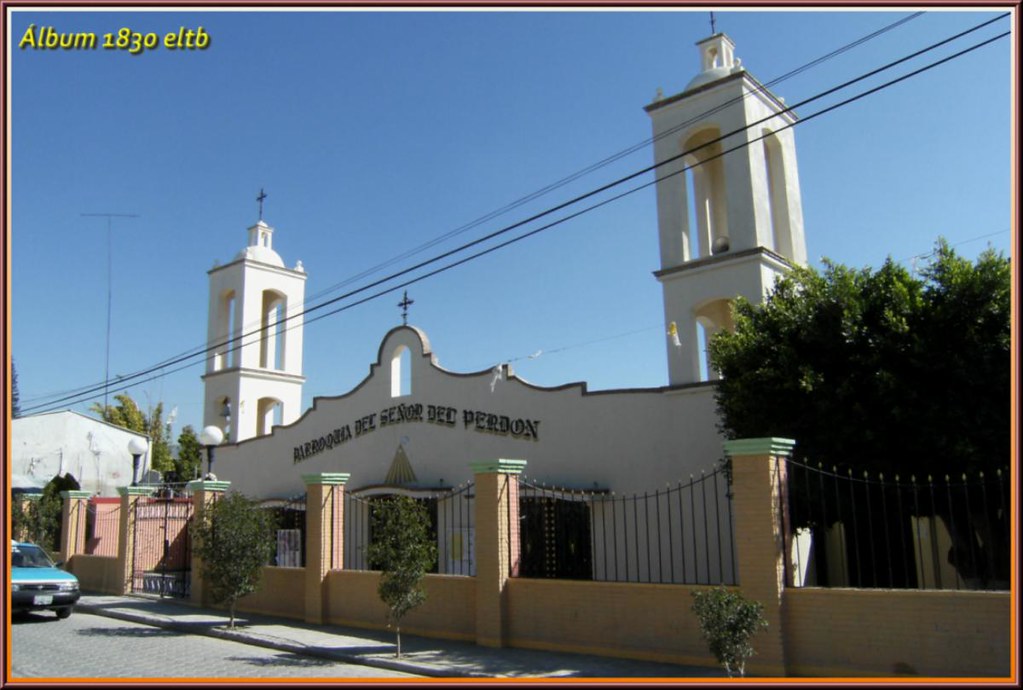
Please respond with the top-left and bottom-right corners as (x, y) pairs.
(710, 11), (716, 34)
(257, 188), (267, 219)
(397, 290), (414, 326)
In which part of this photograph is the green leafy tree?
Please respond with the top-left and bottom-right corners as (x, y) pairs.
(367, 496), (438, 658)
(12, 497), (43, 545)
(174, 425), (204, 482)
(11, 358), (21, 418)
(91, 393), (173, 474)
(12, 474), (81, 554)
(691, 587), (768, 677)
(709, 239), (1010, 585)
(189, 492), (277, 628)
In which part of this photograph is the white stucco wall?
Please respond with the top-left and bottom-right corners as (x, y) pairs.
(10, 411), (150, 496)
(214, 326), (725, 500)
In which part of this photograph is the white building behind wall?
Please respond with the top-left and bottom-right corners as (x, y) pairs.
(209, 32), (806, 582)
(11, 411), (151, 497)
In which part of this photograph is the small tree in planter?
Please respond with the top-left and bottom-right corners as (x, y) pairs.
(691, 586), (768, 677)
(190, 491), (276, 628)
(367, 496), (437, 658)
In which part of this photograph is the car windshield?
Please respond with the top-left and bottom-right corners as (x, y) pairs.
(12, 544), (56, 568)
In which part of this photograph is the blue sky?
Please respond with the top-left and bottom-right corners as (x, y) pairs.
(8, 6), (1014, 437)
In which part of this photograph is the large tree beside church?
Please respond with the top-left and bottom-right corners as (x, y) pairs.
(709, 239), (1010, 584)
(90, 394), (174, 474)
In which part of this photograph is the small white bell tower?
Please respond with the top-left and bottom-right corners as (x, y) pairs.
(646, 32), (807, 385)
(202, 195), (307, 443)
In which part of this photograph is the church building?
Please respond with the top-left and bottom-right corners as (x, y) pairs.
(211, 32), (807, 577)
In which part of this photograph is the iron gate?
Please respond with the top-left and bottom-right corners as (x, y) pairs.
(131, 493), (194, 597)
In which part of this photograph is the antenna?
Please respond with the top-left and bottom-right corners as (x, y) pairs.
(81, 212), (139, 410)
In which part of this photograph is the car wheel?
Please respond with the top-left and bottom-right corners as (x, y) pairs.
(55, 608), (72, 620)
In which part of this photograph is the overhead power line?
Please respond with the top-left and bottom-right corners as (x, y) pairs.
(21, 16), (1011, 415)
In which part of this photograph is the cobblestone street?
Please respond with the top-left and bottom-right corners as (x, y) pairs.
(10, 611), (420, 680)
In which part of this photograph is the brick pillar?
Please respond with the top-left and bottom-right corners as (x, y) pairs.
(471, 459), (527, 648)
(303, 473), (350, 625)
(188, 479), (231, 606)
(115, 486), (156, 595)
(723, 437), (796, 677)
(59, 490), (92, 564)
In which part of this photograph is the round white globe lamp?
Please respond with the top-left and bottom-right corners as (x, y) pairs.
(128, 437), (149, 487)
(199, 426), (225, 479)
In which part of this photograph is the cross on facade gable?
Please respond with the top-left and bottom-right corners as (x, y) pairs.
(397, 290), (414, 326)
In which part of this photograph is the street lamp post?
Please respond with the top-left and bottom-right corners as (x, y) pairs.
(199, 426), (225, 480)
(128, 437), (149, 487)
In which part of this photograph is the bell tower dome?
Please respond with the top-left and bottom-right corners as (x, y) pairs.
(646, 32), (807, 385)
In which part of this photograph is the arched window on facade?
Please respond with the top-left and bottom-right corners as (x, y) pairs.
(390, 346), (412, 398)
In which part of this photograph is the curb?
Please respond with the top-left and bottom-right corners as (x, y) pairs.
(75, 602), (483, 678)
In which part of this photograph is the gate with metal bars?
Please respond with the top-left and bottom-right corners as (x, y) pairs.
(130, 488), (194, 597)
(516, 469), (737, 585)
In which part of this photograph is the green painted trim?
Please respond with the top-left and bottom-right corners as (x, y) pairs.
(117, 486), (156, 497)
(722, 437), (796, 457)
(470, 459), (528, 475)
(302, 473), (351, 486)
(186, 480), (231, 493)
(60, 491), (92, 500)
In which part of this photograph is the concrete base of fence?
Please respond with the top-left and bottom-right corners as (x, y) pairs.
(67, 554), (123, 595)
(783, 587), (1012, 677)
(506, 578), (719, 669)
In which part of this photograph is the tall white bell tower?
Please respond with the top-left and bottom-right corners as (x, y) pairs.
(202, 199), (307, 443)
(646, 32), (807, 385)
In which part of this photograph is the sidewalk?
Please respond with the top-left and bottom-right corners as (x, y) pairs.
(75, 593), (727, 680)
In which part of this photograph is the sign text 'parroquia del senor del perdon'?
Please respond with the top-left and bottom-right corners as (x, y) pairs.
(293, 403), (541, 464)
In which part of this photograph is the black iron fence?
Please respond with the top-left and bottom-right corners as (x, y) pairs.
(260, 494), (307, 567)
(342, 482), (475, 575)
(515, 469), (737, 585)
(785, 459), (1010, 590)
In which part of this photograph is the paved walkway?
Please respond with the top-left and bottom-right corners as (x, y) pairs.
(76, 593), (727, 680)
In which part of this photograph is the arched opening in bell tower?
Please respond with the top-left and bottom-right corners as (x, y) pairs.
(214, 290), (237, 371)
(216, 395), (233, 440)
(762, 129), (793, 259)
(682, 128), (729, 260)
(257, 397), (283, 437)
(260, 290), (287, 371)
(694, 298), (735, 382)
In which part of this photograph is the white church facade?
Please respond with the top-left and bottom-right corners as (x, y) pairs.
(210, 32), (807, 528)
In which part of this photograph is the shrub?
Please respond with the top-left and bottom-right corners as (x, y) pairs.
(691, 586), (768, 677)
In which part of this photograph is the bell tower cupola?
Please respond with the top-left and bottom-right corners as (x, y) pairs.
(646, 31), (807, 385)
